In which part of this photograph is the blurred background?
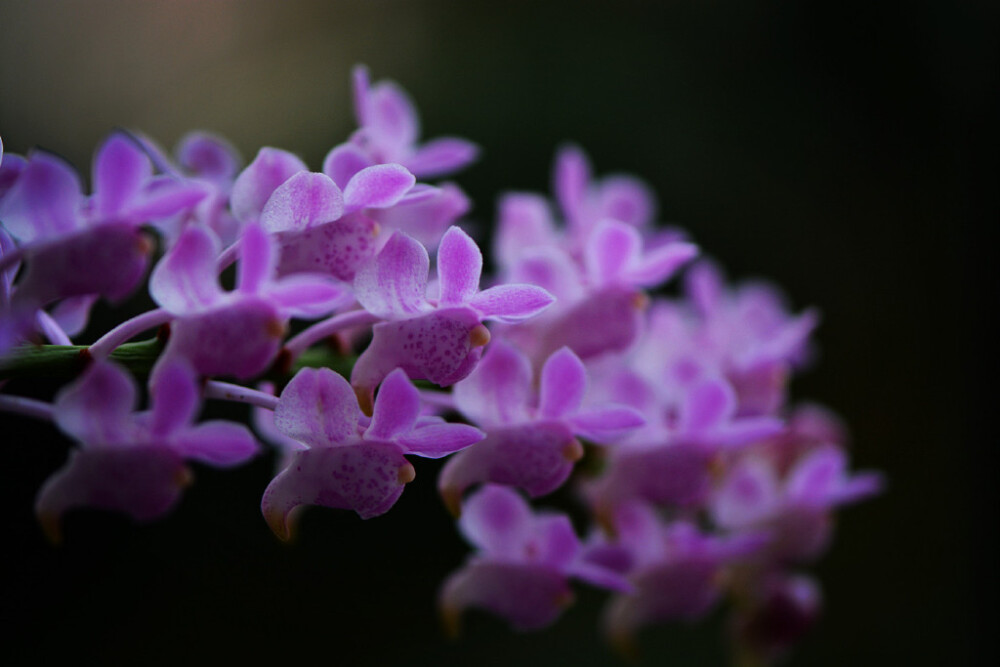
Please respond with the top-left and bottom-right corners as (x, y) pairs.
(0, 1), (994, 665)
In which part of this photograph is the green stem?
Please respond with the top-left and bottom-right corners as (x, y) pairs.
(0, 338), (357, 384)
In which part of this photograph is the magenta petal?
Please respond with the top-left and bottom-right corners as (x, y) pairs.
(266, 274), (348, 317)
(680, 379), (736, 433)
(368, 81), (420, 153)
(150, 225), (223, 313)
(172, 421), (259, 466)
(351, 308), (484, 391)
(275, 367), (360, 448)
(93, 134), (150, 220)
(459, 484), (534, 557)
(149, 359), (199, 437)
(322, 142), (372, 188)
(569, 406), (646, 442)
(440, 561), (572, 631)
(230, 147), (308, 224)
(538, 347), (587, 419)
(237, 222), (276, 294)
(437, 226), (483, 306)
(534, 287), (643, 361)
(469, 284), (555, 323)
(395, 183), (439, 206)
(352, 65), (372, 126)
(453, 340), (533, 427)
(713, 458), (781, 529)
(438, 422), (578, 501)
(159, 298), (284, 379)
(494, 193), (559, 266)
(713, 416), (786, 447)
(261, 442), (411, 537)
(0, 151), (82, 243)
(554, 145), (590, 226)
(260, 171), (344, 233)
(585, 220), (641, 285)
(405, 137), (479, 178)
(35, 448), (189, 538)
(569, 560), (634, 594)
(367, 368), (421, 441)
(275, 211), (378, 282)
(399, 423), (483, 459)
(49, 294), (98, 337)
(534, 514), (582, 571)
(353, 231), (430, 318)
(176, 132), (241, 184)
(127, 177), (209, 221)
(595, 175), (657, 228)
(625, 241), (699, 287)
(343, 163), (415, 211)
(54, 361), (137, 445)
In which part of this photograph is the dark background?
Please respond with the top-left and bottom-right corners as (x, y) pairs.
(1, 1), (995, 665)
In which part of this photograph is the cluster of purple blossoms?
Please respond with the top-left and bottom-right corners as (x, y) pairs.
(0, 67), (881, 664)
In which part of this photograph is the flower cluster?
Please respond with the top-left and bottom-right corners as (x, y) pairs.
(0, 67), (881, 663)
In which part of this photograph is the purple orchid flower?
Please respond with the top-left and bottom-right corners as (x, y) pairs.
(349, 65), (479, 178)
(150, 222), (348, 381)
(261, 367), (484, 539)
(711, 446), (883, 562)
(258, 165), (415, 281)
(0, 136), (207, 351)
(439, 342), (645, 515)
(592, 502), (766, 645)
(683, 260), (820, 415)
(584, 375), (785, 515)
(36, 359), (258, 541)
(350, 226), (555, 405)
(142, 131), (244, 245)
(554, 144), (657, 236)
(439, 484), (631, 633)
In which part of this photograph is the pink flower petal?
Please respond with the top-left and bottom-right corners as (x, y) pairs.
(353, 231), (431, 319)
(440, 561), (572, 632)
(342, 163), (415, 212)
(584, 220), (641, 286)
(367, 368), (421, 441)
(404, 137), (479, 178)
(260, 171), (345, 233)
(322, 142), (372, 188)
(538, 347), (587, 420)
(236, 222), (276, 294)
(452, 340), (533, 428)
(398, 422), (484, 459)
(54, 361), (137, 446)
(469, 284), (555, 323)
(172, 421), (259, 466)
(437, 226), (482, 307)
(459, 484), (534, 557)
(93, 134), (150, 220)
(0, 151), (82, 243)
(149, 225), (224, 314)
(274, 367), (360, 448)
(261, 441), (412, 538)
(275, 211), (378, 282)
(230, 147), (308, 224)
(35, 448), (189, 541)
(149, 359), (199, 437)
